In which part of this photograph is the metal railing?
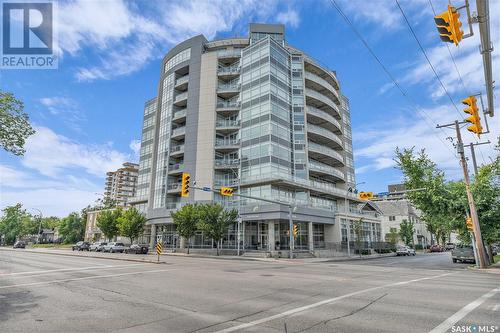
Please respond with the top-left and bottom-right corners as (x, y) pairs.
(304, 71), (340, 102)
(305, 88), (341, 116)
(307, 141), (344, 164)
(309, 160), (345, 179)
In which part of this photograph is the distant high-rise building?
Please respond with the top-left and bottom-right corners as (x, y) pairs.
(104, 162), (139, 207)
(132, 23), (381, 254)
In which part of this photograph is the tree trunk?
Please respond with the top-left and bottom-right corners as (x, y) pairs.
(187, 239), (190, 255)
(216, 241), (220, 256)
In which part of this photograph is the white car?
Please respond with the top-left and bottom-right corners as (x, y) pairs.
(397, 246), (416, 256)
(103, 242), (126, 253)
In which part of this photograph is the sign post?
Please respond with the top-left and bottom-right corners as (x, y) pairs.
(156, 241), (162, 263)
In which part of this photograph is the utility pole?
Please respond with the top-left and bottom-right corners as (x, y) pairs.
(453, 121), (487, 268)
(464, 141), (490, 176)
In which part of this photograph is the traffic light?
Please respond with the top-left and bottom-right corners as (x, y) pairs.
(220, 187), (234, 196)
(181, 172), (190, 197)
(434, 5), (463, 46)
(293, 224), (298, 238)
(462, 96), (482, 137)
(466, 217), (473, 232)
(358, 192), (374, 200)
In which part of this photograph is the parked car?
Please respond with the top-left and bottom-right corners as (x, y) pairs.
(125, 244), (149, 254)
(429, 244), (444, 252)
(72, 241), (90, 251)
(13, 241), (26, 249)
(103, 242), (126, 253)
(452, 244), (475, 263)
(396, 246), (416, 256)
(90, 242), (107, 252)
(445, 243), (455, 251)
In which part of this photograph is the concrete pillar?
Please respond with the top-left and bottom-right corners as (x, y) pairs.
(149, 224), (156, 249)
(308, 222), (314, 251)
(268, 221), (275, 252)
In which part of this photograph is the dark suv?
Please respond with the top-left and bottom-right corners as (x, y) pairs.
(72, 241), (90, 251)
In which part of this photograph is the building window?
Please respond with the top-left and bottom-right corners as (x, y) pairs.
(389, 216), (396, 221)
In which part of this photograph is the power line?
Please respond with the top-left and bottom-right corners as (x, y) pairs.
(427, 0), (470, 95)
(395, 0), (464, 121)
(328, 0), (457, 158)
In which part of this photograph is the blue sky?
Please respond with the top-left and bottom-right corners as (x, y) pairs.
(1, 0), (499, 216)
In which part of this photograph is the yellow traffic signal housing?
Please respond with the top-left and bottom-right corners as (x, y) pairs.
(462, 96), (482, 137)
(358, 192), (374, 200)
(181, 172), (190, 197)
(220, 187), (234, 196)
(293, 224), (298, 238)
(434, 5), (463, 46)
(465, 217), (473, 232)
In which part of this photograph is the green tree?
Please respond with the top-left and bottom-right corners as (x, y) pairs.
(171, 204), (200, 254)
(197, 204), (238, 256)
(353, 218), (364, 257)
(117, 208), (146, 244)
(96, 209), (122, 241)
(385, 227), (399, 245)
(399, 219), (415, 246)
(0, 204), (32, 244)
(41, 216), (61, 230)
(58, 212), (85, 244)
(0, 91), (35, 156)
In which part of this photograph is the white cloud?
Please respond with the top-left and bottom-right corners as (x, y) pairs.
(22, 126), (129, 177)
(57, 0), (296, 81)
(276, 8), (300, 28)
(39, 96), (85, 131)
(129, 139), (141, 160)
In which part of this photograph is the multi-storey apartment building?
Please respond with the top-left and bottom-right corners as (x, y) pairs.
(133, 24), (381, 254)
(104, 162), (139, 207)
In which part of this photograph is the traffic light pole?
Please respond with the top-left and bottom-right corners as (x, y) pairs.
(452, 121), (487, 268)
(464, 141), (490, 176)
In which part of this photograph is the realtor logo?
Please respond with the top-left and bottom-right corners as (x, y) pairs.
(1, 1), (57, 69)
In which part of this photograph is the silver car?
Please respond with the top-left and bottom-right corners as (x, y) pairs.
(89, 241), (107, 252)
(103, 242), (126, 253)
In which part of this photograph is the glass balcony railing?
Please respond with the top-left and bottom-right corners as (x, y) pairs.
(306, 106), (342, 132)
(217, 66), (240, 74)
(167, 183), (182, 191)
(307, 124), (343, 146)
(168, 163), (184, 172)
(175, 75), (189, 86)
(214, 159), (240, 167)
(309, 160), (345, 179)
(214, 179), (239, 187)
(171, 127), (185, 137)
(305, 88), (341, 116)
(217, 83), (240, 92)
(217, 49), (241, 58)
(216, 101), (240, 109)
(304, 71), (340, 103)
(216, 120), (240, 127)
(172, 109), (186, 120)
(170, 144), (184, 153)
(215, 139), (240, 147)
(308, 141), (344, 163)
(174, 92), (188, 103)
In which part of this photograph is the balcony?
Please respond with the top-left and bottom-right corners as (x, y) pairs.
(217, 83), (240, 99)
(217, 66), (240, 79)
(168, 163), (184, 174)
(304, 71), (341, 105)
(308, 141), (344, 166)
(216, 101), (240, 114)
(172, 109), (186, 123)
(305, 88), (341, 118)
(170, 144), (184, 156)
(174, 75), (189, 91)
(173, 92), (188, 107)
(306, 106), (342, 134)
(214, 158), (240, 169)
(304, 56), (340, 90)
(214, 178), (239, 187)
(307, 123), (343, 148)
(216, 119), (240, 134)
(217, 49), (241, 60)
(215, 138), (240, 151)
(309, 159), (345, 181)
(167, 182), (182, 193)
(310, 179), (341, 195)
(171, 126), (185, 139)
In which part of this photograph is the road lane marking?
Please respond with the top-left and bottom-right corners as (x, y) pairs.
(0, 269), (175, 289)
(0, 263), (147, 278)
(213, 272), (454, 333)
(428, 286), (500, 333)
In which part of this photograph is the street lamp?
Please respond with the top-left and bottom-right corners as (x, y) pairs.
(344, 182), (365, 257)
(30, 208), (43, 244)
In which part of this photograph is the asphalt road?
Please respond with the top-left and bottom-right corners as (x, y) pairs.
(0, 249), (498, 333)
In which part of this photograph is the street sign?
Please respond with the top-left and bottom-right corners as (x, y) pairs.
(156, 242), (162, 262)
(202, 187), (211, 192)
